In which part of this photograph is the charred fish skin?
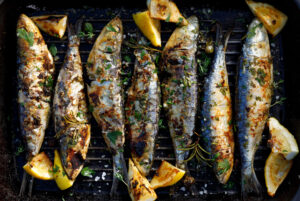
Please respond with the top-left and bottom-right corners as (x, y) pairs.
(236, 18), (273, 200)
(125, 48), (160, 176)
(201, 29), (234, 184)
(53, 24), (91, 180)
(17, 14), (55, 159)
(85, 17), (127, 195)
(161, 16), (199, 172)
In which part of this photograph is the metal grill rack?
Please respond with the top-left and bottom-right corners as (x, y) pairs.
(13, 6), (286, 200)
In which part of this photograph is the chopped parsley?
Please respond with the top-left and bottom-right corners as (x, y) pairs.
(81, 167), (95, 177)
(106, 24), (117, 32)
(107, 130), (123, 145)
(49, 165), (59, 174)
(165, 13), (171, 22)
(176, 17), (184, 26)
(49, 44), (57, 57)
(124, 55), (131, 62)
(15, 145), (24, 156)
(17, 28), (34, 46)
(88, 105), (94, 113)
(217, 159), (230, 175)
(246, 23), (263, 39)
(158, 119), (166, 129)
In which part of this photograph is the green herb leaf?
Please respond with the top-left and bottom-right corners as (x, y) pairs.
(165, 13), (171, 22)
(124, 55), (131, 62)
(49, 165), (59, 174)
(15, 145), (24, 156)
(84, 22), (94, 33)
(81, 167), (95, 177)
(17, 28), (34, 46)
(115, 171), (128, 187)
(217, 159), (230, 175)
(176, 17), (183, 26)
(107, 131), (123, 145)
(88, 105), (94, 113)
(107, 24), (117, 32)
(49, 44), (57, 57)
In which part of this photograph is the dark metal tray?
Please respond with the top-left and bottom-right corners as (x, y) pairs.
(0, 1), (299, 201)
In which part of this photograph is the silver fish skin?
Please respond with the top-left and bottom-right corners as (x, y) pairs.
(161, 16), (199, 186)
(17, 14), (55, 159)
(85, 17), (127, 196)
(53, 24), (91, 180)
(236, 18), (273, 200)
(125, 48), (160, 176)
(201, 29), (234, 184)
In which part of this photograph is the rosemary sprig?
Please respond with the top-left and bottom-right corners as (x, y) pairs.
(271, 97), (286, 107)
(123, 40), (162, 53)
(115, 171), (128, 188)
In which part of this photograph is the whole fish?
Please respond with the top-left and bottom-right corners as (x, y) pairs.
(53, 22), (91, 180)
(125, 48), (160, 176)
(161, 16), (199, 193)
(201, 26), (234, 184)
(85, 17), (127, 196)
(236, 18), (273, 200)
(17, 14), (55, 159)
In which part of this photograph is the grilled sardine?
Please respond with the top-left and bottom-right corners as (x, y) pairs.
(236, 18), (273, 200)
(125, 48), (160, 176)
(17, 14), (55, 159)
(85, 17), (127, 196)
(161, 16), (199, 193)
(53, 22), (91, 180)
(201, 27), (234, 184)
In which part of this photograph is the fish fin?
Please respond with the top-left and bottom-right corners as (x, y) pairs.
(110, 152), (128, 198)
(223, 30), (232, 52)
(241, 167), (262, 201)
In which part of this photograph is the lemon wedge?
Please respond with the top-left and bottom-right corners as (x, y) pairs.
(150, 160), (185, 189)
(147, 0), (188, 25)
(268, 117), (299, 160)
(53, 150), (74, 190)
(23, 152), (54, 180)
(133, 11), (161, 47)
(246, 0), (288, 37)
(31, 15), (67, 38)
(128, 158), (157, 201)
(265, 152), (292, 197)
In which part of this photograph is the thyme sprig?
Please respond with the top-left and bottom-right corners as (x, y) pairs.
(179, 132), (212, 167)
(123, 40), (162, 53)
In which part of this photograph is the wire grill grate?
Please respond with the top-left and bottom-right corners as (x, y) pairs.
(13, 7), (286, 200)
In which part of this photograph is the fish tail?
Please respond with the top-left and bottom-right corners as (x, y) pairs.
(67, 17), (83, 39)
(241, 166), (262, 201)
(110, 151), (128, 198)
(215, 23), (232, 52)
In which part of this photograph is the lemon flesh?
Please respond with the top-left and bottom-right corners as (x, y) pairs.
(128, 158), (157, 201)
(133, 11), (161, 47)
(23, 152), (54, 180)
(150, 160), (185, 189)
(265, 152), (292, 197)
(268, 117), (299, 160)
(53, 150), (74, 190)
(31, 15), (67, 38)
(246, 0), (287, 37)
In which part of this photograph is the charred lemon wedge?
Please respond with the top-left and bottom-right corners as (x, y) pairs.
(246, 0), (287, 36)
(23, 152), (54, 180)
(268, 117), (299, 160)
(128, 158), (157, 201)
(31, 15), (67, 38)
(53, 149), (74, 190)
(265, 152), (292, 197)
(150, 160), (185, 189)
(147, 0), (187, 25)
(133, 11), (161, 47)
